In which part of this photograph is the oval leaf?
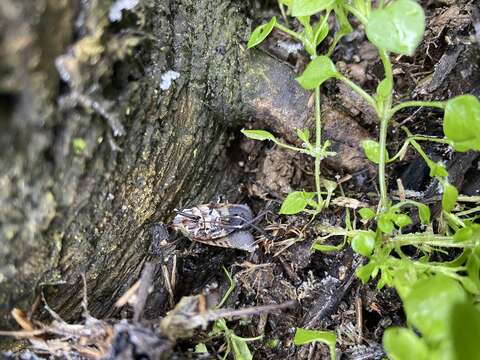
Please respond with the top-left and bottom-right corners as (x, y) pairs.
(293, 328), (336, 346)
(444, 95), (480, 152)
(393, 214), (412, 228)
(359, 208), (376, 221)
(442, 183), (458, 213)
(279, 191), (315, 215)
(291, 0), (335, 17)
(417, 204), (430, 225)
(366, 0), (425, 56)
(241, 129), (276, 141)
(404, 275), (468, 342)
(247, 17), (277, 49)
(376, 78), (393, 100)
(378, 214), (394, 235)
(383, 327), (429, 360)
(296, 56), (338, 89)
(351, 231), (376, 257)
(361, 140), (388, 164)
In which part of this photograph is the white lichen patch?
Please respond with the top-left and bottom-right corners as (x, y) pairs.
(277, 41), (303, 54)
(109, 0), (139, 22)
(160, 70), (181, 91)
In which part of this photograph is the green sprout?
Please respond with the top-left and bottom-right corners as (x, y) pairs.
(72, 137), (87, 155)
(208, 267), (262, 360)
(246, 0), (480, 358)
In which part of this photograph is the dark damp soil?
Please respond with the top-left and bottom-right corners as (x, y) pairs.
(168, 2), (480, 359)
(3, 1), (480, 359)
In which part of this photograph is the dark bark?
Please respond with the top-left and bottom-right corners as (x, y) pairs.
(0, 0), (373, 340)
(0, 0), (252, 333)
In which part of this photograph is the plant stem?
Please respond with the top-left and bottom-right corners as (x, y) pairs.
(274, 23), (304, 43)
(343, 4), (368, 25)
(273, 140), (310, 154)
(379, 49), (393, 83)
(377, 49), (394, 211)
(378, 113), (390, 210)
(314, 86), (323, 208)
(390, 101), (446, 117)
(337, 75), (377, 110)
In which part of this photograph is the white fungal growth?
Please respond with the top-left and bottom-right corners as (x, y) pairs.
(277, 41), (303, 54)
(109, 0), (139, 22)
(160, 71), (181, 91)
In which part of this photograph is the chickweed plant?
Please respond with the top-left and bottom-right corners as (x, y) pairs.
(244, 0), (480, 358)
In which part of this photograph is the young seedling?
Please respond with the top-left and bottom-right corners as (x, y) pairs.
(248, 1), (480, 358)
(244, 1), (354, 215)
(293, 327), (337, 360)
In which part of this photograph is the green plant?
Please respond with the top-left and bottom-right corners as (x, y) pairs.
(208, 267), (262, 360)
(243, 0), (354, 214)
(246, 0), (480, 358)
(383, 275), (480, 360)
(293, 327), (337, 360)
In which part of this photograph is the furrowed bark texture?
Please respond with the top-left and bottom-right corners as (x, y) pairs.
(0, 0), (371, 338)
(0, 0), (251, 332)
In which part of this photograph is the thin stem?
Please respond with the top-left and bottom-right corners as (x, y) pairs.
(390, 101), (446, 117)
(407, 135), (451, 145)
(314, 86), (323, 207)
(377, 50), (393, 211)
(273, 139), (309, 154)
(378, 113), (390, 210)
(337, 75), (377, 110)
(379, 49), (393, 85)
(274, 23), (304, 43)
(343, 4), (368, 25)
(456, 206), (480, 217)
(391, 234), (471, 248)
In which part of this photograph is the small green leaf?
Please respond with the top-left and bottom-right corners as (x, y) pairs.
(361, 140), (389, 164)
(404, 275), (468, 342)
(383, 327), (429, 360)
(454, 224), (480, 242)
(376, 78), (393, 100)
(466, 250), (480, 294)
(428, 161), (448, 178)
(279, 191), (315, 215)
(230, 334), (253, 360)
(366, 0), (425, 56)
(442, 183), (458, 213)
(450, 302), (480, 360)
(296, 128), (310, 144)
(291, 0), (335, 17)
(247, 17), (277, 49)
(443, 95), (480, 152)
(313, 17), (329, 45)
(417, 204), (430, 225)
(296, 56), (338, 89)
(356, 261), (377, 283)
(358, 208), (376, 221)
(294, 328), (336, 360)
(312, 242), (345, 252)
(73, 137), (86, 154)
(241, 129), (276, 141)
(393, 214), (412, 228)
(378, 214), (394, 235)
(194, 343), (208, 353)
(351, 231), (376, 257)
(332, 4), (352, 39)
(293, 328), (336, 345)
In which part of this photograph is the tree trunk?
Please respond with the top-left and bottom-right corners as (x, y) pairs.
(0, 0), (257, 330)
(0, 0), (373, 339)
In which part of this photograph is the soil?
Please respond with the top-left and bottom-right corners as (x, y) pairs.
(2, 1), (480, 359)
